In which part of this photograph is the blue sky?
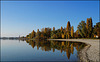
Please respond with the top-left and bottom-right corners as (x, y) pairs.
(1, 1), (99, 37)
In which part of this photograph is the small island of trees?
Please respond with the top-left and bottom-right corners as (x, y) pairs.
(21, 17), (100, 40)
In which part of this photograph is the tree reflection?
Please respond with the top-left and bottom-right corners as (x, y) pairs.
(71, 43), (74, 54)
(66, 47), (71, 59)
(24, 40), (86, 59)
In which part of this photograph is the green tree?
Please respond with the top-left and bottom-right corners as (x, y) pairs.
(93, 22), (100, 38)
(74, 30), (79, 38)
(77, 21), (87, 38)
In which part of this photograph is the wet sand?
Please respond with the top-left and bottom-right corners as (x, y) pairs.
(48, 39), (100, 62)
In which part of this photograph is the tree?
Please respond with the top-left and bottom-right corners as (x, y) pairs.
(41, 28), (45, 32)
(26, 35), (28, 38)
(45, 27), (51, 38)
(74, 30), (79, 38)
(66, 31), (70, 39)
(89, 18), (93, 37)
(53, 27), (55, 31)
(62, 34), (65, 39)
(51, 31), (55, 39)
(29, 33), (31, 39)
(61, 26), (63, 32)
(53, 34), (57, 39)
(31, 30), (35, 38)
(44, 28), (47, 33)
(47, 28), (51, 38)
(86, 18), (93, 38)
(86, 18), (89, 37)
(41, 27), (51, 38)
(36, 29), (40, 39)
(56, 29), (62, 38)
(66, 21), (71, 39)
(77, 21), (87, 38)
(86, 18), (89, 29)
(66, 21), (71, 31)
(40, 33), (44, 39)
(93, 22), (100, 38)
(71, 26), (74, 38)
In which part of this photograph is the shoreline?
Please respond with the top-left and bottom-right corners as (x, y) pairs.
(48, 39), (99, 62)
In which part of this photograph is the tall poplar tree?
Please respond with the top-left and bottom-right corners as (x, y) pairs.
(71, 26), (74, 38)
(86, 18), (93, 38)
(89, 18), (93, 37)
(61, 26), (63, 32)
(66, 21), (71, 31)
(36, 29), (40, 39)
(53, 27), (55, 31)
(66, 21), (71, 39)
(31, 30), (35, 38)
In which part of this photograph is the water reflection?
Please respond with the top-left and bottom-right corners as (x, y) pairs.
(25, 40), (86, 59)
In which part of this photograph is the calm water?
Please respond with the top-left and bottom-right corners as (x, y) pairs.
(1, 39), (86, 61)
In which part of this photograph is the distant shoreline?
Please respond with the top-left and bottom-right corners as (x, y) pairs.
(48, 39), (99, 62)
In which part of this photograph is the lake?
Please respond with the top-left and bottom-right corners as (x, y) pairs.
(1, 39), (86, 61)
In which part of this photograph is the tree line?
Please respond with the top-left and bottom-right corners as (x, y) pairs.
(24, 17), (100, 39)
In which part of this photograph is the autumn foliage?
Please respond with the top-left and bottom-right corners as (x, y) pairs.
(25, 17), (100, 39)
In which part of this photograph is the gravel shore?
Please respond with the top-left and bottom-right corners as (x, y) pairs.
(48, 39), (100, 62)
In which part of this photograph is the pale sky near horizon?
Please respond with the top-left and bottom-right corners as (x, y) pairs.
(1, 1), (99, 37)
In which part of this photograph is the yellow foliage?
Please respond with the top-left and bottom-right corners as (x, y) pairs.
(71, 26), (74, 38)
(62, 34), (65, 39)
(53, 27), (55, 31)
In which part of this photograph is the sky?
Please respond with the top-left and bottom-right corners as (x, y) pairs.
(1, 1), (99, 37)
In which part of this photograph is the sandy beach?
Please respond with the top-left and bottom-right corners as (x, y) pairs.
(48, 39), (100, 62)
